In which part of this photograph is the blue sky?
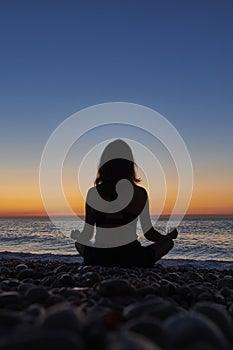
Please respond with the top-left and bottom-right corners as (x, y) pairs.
(1, 0), (233, 214)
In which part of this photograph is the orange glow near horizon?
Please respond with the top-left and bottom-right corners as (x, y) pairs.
(1, 181), (233, 217)
(1, 160), (233, 217)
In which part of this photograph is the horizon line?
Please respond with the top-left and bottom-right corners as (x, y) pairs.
(1, 213), (233, 219)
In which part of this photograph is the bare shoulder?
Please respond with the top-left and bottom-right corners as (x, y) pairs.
(86, 187), (97, 200)
(86, 187), (94, 195)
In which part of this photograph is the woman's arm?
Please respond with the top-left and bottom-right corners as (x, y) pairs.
(139, 190), (178, 242)
(139, 189), (165, 242)
(73, 189), (95, 243)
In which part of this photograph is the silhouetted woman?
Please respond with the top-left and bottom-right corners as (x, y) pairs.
(71, 139), (178, 267)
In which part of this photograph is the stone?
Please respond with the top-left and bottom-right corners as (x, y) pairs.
(5, 279), (20, 288)
(107, 331), (162, 350)
(192, 302), (233, 344)
(164, 312), (228, 349)
(220, 286), (232, 298)
(0, 329), (84, 350)
(0, 309), (22, 329)
(197, 292), (214, 302)
(54, 265), (69, 274)
(214, 292), (225, 303)
(26, 287), (49, 303)
(157, 282), (176, 296)
(41, 276), (56, 286)
(60, 274), (75, 286)
(26, 304), (46, 320)
(18, 282), (36, 295)
(123, 316), (167, 347)
(136, 286), (156, 297)
(176, 286), (191, 296)
(46, 294), (65, 306)
(97, 279), (135, 297)
(61, 288), (86, 299)
(15, 264), (28, 273)
(205, 273), (218, 282)
(82, 272), (100, 283)
(123, 299), (177, 321)
(218, 276), (233, 289)
(0, 291), (22, 307)
(186, 271), (203, 281)
(18, 269), (36, 280)
(40, 303), (82, 333)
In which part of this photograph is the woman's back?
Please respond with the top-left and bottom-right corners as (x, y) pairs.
(89, 184), (147, 247)
(95, 183), (147, 225)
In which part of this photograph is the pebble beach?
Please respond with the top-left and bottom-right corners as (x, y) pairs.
(0, 257), (233, 350)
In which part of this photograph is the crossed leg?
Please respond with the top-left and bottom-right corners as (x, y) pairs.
(75, 241), (85, 257)
(76, 239), (174, 263)
(147, 239), (174, 262)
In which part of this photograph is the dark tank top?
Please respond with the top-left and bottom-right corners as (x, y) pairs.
(95, 209), (137, 227)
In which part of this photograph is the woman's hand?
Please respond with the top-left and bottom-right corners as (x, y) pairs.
(70, 229), (81, 240)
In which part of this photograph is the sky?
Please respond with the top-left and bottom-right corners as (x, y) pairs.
(0, 0), (233, 216)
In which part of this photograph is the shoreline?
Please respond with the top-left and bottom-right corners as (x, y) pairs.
(0, 250), (232, 270)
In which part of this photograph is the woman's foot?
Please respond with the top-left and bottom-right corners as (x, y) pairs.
(166, 228), (178, 240)
(150, 238), (174, 262)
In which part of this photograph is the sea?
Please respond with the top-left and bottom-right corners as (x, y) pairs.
(0, 216), (233, 270)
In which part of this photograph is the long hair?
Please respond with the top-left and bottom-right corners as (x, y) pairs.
(95, 139), (141, 186)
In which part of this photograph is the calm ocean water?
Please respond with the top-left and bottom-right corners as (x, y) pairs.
(0, 217), (232, 264)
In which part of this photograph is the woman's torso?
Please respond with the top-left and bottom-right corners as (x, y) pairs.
(90, 183), (147, 247)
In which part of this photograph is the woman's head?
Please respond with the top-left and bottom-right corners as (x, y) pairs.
(95, 139), (141, 186)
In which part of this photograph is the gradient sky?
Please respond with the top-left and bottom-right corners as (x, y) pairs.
(0, 0), (233, 216)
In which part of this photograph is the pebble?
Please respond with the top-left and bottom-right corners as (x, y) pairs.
(220, 286), (232, 298)
(82, 271), (100, 283)
(123, 298), (177, 321)
(74, 272), (100, 287)
(60, 287), (86, 299)
(97, 279), (135, 297)
(25, 286), (49, 303)
(192, 302), (233, 344)
(60, 273), (74, 286)
(0, 291), (22, 307)
(136, 286), (156, 297)
(123, 316), (167, 347)
(0, 329), (84, 350)
(18, 268), (36, 280)
(4, 279), (20, 288)
(197, 291), (214, 302)
(157, 281), (176, 296)
(218, 276), (233, 289)
(205, 272), (218, 282)
(26, 304), (46, 321)
(0, 309), (22, 329)
(46, 293), (65, 306)
(54, 264), (69, 274)
(107, 331), (162, 350)
(41, 276), (56, 286)
(164, 312), (229, 349)
(40, 303), (82, 333)
(17, 282), (36, 295)
(15, 263), (28, 273)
